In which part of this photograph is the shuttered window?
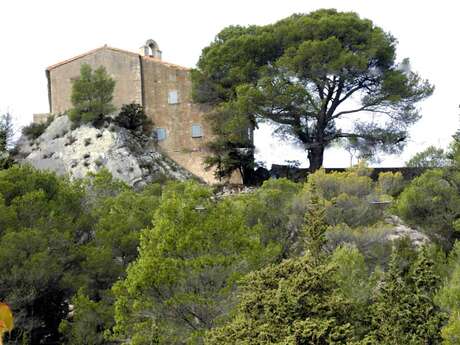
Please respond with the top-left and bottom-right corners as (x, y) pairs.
(191, 124), (203, 138)
(168, 90), (179, 104)
(155, 128), (167, 141)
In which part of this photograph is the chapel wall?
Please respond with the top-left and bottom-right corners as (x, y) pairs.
(141, 57), (218, 184)
(48, 48), (142, 114)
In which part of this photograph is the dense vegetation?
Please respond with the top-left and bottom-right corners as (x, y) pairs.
(192, 9), (433, 179)
(1, 7), (458, 345)
(0, 148), (459, 344)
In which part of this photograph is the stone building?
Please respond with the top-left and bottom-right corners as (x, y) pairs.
(42, 39), (220, 183)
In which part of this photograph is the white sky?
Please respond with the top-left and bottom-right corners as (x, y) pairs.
(1, 0), (459, 168)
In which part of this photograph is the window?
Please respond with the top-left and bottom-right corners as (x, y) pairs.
(191, 124), (203, 138)
(169, 72), (177, 82)
(155, 128), (167, 141)
(168, 90), (179, 104)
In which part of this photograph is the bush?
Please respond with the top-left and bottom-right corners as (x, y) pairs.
(205, 255), (357, 344)
(301, 168), (386, 228)
(69, 64), (115, 125)
(396, 169), (460, 246)
(114, 103), (151, 132)
(22, 122), (47, 139)
(325, 193), (382, 227)
(326, 223), (393, 268)
(22, 115), (54, 140)
(377, 171), (405, 197)
(237, 178), (302, 257)
(308, 169), (373, 200)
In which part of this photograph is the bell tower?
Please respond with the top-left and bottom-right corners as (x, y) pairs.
(139, 39), (162, 60)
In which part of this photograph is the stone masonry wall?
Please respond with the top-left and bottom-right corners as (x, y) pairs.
(48, 47), (142, 114)
(44, 46), (232, 184)
(141, 57), (218, 184)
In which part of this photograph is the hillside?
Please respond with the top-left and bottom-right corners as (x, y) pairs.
(15, 115), (195, 187)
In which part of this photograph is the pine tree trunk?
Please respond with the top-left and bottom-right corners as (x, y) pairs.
(308, 146), (325, 172)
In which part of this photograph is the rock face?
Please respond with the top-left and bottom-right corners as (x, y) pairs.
(384, 215), (430, 246)
(16, 115), (196, 187)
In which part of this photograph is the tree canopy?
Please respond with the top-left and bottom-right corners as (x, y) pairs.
(69, 64), (116, 125)
(0, 162), (457, 344)
(406, 145), (451, 168)
(193, 9), (433, 175)
(111, 181), (280, 344)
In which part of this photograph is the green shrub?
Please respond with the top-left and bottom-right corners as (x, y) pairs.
(22, 122), (46, 139)
(237, 178), (302, 257)
(325, 193), (381, 227)
(396, 169), (460, 246)
(378, 171), (406, 197)
(330, 244), (371, 305)
(301, 168), (385, 228)
(308, 169), (373, 199)
(22, 115), (54, 140)
(114, 103), (151, 132)
(436, 242), (460, 344)
(204, 255), (357, 345)
(327, 223), (393, 268)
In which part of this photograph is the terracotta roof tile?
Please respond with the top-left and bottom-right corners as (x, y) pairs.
(142, 55), (190, 71)
(46, 45), (190, 71)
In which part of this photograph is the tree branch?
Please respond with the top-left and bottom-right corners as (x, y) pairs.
(331, 101), (391, 119)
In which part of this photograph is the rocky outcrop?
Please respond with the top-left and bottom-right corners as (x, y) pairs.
(15, 115), (196, 187)
(384, 215), (430, 246)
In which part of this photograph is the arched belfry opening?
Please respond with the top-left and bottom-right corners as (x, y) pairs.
(140, 39), (162, 60)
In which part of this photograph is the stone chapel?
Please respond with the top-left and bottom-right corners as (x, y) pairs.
(37, 39), (219, 183)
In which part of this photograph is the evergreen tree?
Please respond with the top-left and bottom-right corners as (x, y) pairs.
(205, 255), (357, 344)
(0, 113), (14, 169)
(114, 103), (151, 132)
(205, 196), (358, 344)
(410, 248), (446, 343)
(203, 104), (255, 183)
(365, 246), (445, 344)
(435, 241), (460, 344)
(110, 181), (279, 345)
(193, 9), (433, 175)
(69, 64), (116, 125)
(303, 187), (329, 264)
(59, 183), (162, 345)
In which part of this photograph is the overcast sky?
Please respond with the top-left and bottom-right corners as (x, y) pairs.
(1, 0), (458, 168)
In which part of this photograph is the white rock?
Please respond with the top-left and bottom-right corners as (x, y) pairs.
(384, 215), (430, 246)
(16, 115), (195, 187)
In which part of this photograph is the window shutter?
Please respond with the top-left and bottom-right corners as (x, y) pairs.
(191, 124), (203, 138)
(168, 90), (179, 104)
(155, 128), (167, 141)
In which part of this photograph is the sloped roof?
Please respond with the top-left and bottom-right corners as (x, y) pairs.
(46, 45), (190, 71)
(142, 55), (190, 71)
